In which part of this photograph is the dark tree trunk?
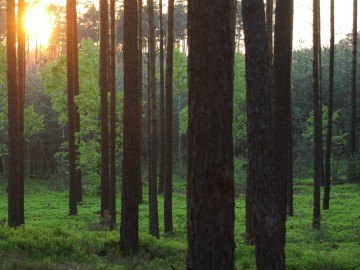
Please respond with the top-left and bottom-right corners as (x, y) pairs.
(0, 158), (3, 175)
(7, 0), (21, 227)
(164, 0), (174, 234)
(158, 0), (165, 194)
(72, 1), (82, 203)
(318, 3), (324, 187)
(164, 0), (174, 233)
(242, 0), (285, 268)
(147, 0), (159, 238)
(66, 0), (77, 216)
(99, 0), (109, 216)
(18, 0), (26, 225)
(120, 0), (140, 254)
(349, 0), (357, 183)
(273, 0), (294, 248)
(323, 0), (334, 210)
(137, 0), (143, 203)
(312, 0), (321, 229)
(187, 0), (235, 269)
(266, 0), (273, 91)
(109, 0), (116, 230)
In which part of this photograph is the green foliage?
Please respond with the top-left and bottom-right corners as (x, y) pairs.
(172, 48), (187, 95)
(179, 106), (187, 135)
(42, 56), (68, 125)
(233, 53), (247, 155)
(42, 39), (124, 192)
(24, 105), (45, 140)
(0, 43), (45, 159)
(293, 105), (349, 179)
(303, 106), (347, 147)
(0, 178), (359, 269)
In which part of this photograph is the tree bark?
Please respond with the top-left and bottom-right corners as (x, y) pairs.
(109, 0), (116, 230)
(66, 0), (77, 216)
(266, 0), (273, 94)
(120, 0), (140, 254)
(158, 0), (165, 194)
(187, 0), (235, 269)
(72, 0), (82, 203)
(242, 0), (285, 268)
(318, 2), (324, 187)
(137, 0), (143, 203)
(99, 0), (109, 216)
(18, 0), (26, 225)
(7, 0), (21, 227)
(323, 0), (334, 210)
(164, 0), (174, 234)
(312, 0), (321, 229)
(147, 0), (159, 238)
(349, 0), (357, 183)
(273, 0), (294, 247)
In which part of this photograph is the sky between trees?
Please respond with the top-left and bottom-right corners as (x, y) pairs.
(293, 0), (358, 48)
(20, 0), (359, 50)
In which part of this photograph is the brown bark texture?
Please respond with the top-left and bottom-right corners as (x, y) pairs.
(66, 0), (77, 216)
(323, 0), (335, 210)
(147, 0), (159, 238)
(120, 0), (140, 254)
(273, 0), (294, 247)
(187, 0), (235, 269)
(242, 0), (285, 268)
(312, 0), (321, 229)
(164, 0), (174, 234)
(7, 0), (21, 227)
(99, 0), (109, 215)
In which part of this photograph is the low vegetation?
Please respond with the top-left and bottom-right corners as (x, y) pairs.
(0, 177), (359, 269)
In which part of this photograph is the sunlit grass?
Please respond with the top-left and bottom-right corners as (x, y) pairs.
(0, 176), (359, 269)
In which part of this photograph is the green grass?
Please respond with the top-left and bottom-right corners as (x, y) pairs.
(0, 177), (359, 269)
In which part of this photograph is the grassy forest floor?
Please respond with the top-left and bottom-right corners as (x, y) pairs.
(0, 176), (359, 269)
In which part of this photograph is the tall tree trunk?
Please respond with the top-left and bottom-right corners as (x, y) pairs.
(18, 0), (26, 225)
(66, 0), (77, 216)
(187, 0), (235, 268)
(99, 0), (109, 216)
(242, 0), (285, 268)
(7, 0), (20, 227)
(72, 1), (82, 203)
(312, 0), (321, 229)
(158, 0), (165, 194)
(147, 0), (159, 238)
(349, 0), (358, 183)
(318, 3), (324, 186)
(137, 0), (143, 203)
(266, 0), (273, 91)
(164, 0), (174, 234)
(273, 0), (294, 249)
(120, 0), (140, 254)
(109, 0), (116, 230)
(323, 0), (335, 210)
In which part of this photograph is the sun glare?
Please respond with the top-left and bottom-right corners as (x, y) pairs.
(24, 4), (54, 48)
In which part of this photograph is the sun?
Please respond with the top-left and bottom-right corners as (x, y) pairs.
(24, 4), (54, 48)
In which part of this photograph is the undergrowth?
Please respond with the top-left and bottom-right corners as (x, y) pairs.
(0, 177), (359, 269)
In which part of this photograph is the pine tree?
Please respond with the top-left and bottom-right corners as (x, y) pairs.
(187, 0), (235, 268)
(120, 0), (140, 254)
